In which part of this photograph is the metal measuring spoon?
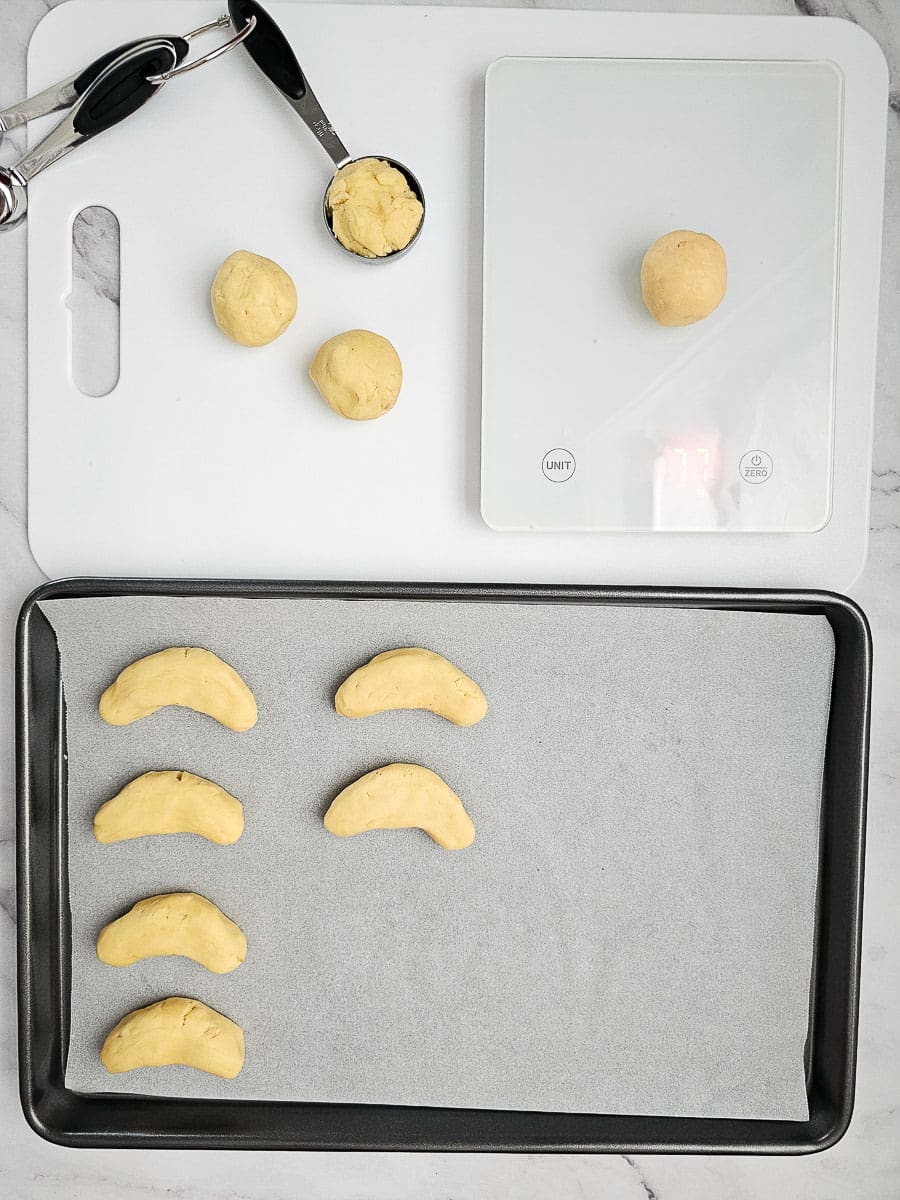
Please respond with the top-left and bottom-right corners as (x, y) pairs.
(0, 37), (190, 145)
(228, 0), (424, 261)
(0, 39), (182, 229)
(0, 17), (257, 230)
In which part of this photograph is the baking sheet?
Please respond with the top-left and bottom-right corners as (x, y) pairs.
(42, 595), (834, 1119)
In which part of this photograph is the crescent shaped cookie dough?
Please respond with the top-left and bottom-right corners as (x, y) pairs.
(99, 647), (257, 731)
(324, 763), (475, 850)
(96, 893), (246, 974)
(100, 997), (245, 1079)
(93, 771), (244, 845)
(335, 648), (487, 727)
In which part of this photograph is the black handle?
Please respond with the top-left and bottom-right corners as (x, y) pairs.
(72, 43), (179, 139)
(72, 36), (189, 97)
(228, 0), (307, 100)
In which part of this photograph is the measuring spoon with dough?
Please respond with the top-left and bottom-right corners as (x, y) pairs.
(335, 648), (487, 726)
(101, 997), (245, 1079)
(94, 770), (244, 845)
(227, 0), (424, 260)
(99, 647), (257, 731)
(97, 892), (247, 974)
(324, 763), (475, 850)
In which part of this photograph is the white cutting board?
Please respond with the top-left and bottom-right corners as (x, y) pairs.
(26, 4), (887, 585)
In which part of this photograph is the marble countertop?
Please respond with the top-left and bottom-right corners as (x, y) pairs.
(1, 0), (898, 1196)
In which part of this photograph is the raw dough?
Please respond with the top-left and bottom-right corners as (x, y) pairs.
(96, 892), (246, 974)
(210, 249), (297, 346)
(309, 329), (402, 421)
(100, 997), (245, 1079)
(327, 158), (423, 258)
(324, 763), (475, 850)
(336, 647), (487, 726)
(93, 770), (244, 844)
(99, 647), (257, 731)
(640, 230), (727, 326)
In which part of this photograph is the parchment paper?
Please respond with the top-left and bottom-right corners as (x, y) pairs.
(42, 595), (834, 1119)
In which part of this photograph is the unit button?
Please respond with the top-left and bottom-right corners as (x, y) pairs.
(739, 451), (773, 484)
(542, 448), (576, 482)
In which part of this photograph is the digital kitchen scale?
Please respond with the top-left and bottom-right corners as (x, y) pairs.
(482, 56), (870, 540)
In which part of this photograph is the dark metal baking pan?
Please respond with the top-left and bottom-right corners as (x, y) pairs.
(17, 578), (870, 1152)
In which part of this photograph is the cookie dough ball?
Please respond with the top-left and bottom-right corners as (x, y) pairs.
(640, 231), (727, 327)
(327, 158), (423, 259)
(210, 250), (297, 347)
(309, 330), (402, 421)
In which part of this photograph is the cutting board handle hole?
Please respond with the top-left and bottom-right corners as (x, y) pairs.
(71, 206), (120, 397)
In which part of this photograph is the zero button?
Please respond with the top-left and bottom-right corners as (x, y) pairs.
(739, 451), (773, 484)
